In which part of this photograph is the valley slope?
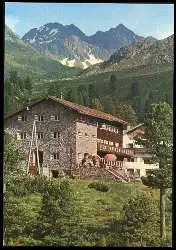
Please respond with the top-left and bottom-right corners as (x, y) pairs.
(5, 25), (80, 80)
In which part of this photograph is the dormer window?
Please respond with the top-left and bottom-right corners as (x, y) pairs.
(34, 115), (44, 121)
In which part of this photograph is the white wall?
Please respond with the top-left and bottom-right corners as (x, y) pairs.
(124, 162), (159, 177)
(123, 133), (143, 148)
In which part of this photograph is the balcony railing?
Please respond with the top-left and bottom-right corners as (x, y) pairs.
(99, 157), (159, 170)
(97, 143), (149, 156)
(99, 158), (124, 168)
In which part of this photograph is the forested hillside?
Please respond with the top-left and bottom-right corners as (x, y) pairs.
(40, 64), (173, 123)
(4, 25), (173, 124)
(5, 25), (80, 80)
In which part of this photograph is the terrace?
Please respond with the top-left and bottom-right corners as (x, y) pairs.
(97, 142), (150, 157)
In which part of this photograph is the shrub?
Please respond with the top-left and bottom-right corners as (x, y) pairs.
(25, 175), (48, 194)
(88, 182), (109, 192)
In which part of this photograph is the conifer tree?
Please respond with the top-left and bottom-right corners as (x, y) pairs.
(138, 102), (172, 244)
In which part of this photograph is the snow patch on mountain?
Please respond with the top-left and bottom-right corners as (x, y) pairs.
(87, 53), (103, 64)
(38, 38), (57, 44)
(60, 58), (76, 67)
(30, 36), (36, 44)
(49, 29), (58, 36)
(60, 54), (104, 69)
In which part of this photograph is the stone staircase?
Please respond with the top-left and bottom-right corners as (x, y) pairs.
(70, 158), (131, 182)
(105, 167), (129, 182)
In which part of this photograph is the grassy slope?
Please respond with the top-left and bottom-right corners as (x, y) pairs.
(16, 180), (172, 244)
(5, 40), (80, 80)
(48, 63), (173, 89)
(20, 180), (159, 226)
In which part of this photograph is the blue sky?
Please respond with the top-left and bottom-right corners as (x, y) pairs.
(5, 3), (174, 39)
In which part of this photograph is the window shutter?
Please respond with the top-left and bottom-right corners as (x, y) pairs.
(18, 115), (22, 121)
(34, 115), (38, 121)
(50, 115), (55, 120)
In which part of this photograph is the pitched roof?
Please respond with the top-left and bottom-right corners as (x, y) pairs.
(126, 123), (144, 134)
(5, 96), (128, 125)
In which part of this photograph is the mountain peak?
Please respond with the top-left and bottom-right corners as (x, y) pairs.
(117, 23), (126, 28)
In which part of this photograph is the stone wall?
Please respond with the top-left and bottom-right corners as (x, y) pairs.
(75, 121), (97, 164)
(4, 99), (77, 177)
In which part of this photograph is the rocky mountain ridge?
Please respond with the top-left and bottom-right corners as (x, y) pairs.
(5, 25), (80, 79)
(22, 22), (145, 69)
(82, 34), (174, 75)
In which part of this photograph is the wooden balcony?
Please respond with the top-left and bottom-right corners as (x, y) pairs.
(97, 143), (150, 156)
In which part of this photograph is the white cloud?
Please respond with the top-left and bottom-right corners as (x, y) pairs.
(5, 15), (20, 32)
(155, 23), (174, 39)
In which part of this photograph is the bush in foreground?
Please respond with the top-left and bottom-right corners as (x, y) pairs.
(88, 182), (109, 192)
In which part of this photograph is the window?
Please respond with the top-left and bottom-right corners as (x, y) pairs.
(22, 115), (27, 121)
(18, 115), (22, 121)
(78, 131), (82, 137)
(78, 153), (82, 161)
(106, 125), (110, 131)
(37, 132), (44, 139)
(55, 114), (60, 121)
(34, 115), (44, 121)
(115, 142), (119, 147)
(53, 152), (59, 160)
(128, 143), (134, 148)
(51, 132), (60, 139)
(101, 124), (106, 129)
(17, 132), (27, 140)
(18, 115), (27, 121)
(50, 114), (60, 121)
(85, 132), (88, 137)
(54, 132), (60, 139)
(109, 141), (114, 146)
